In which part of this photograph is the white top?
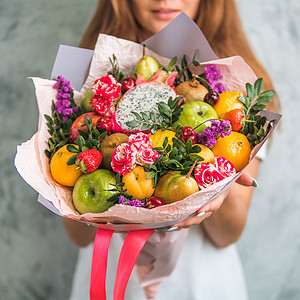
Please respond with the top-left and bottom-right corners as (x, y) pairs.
(69, 226), (248, 300)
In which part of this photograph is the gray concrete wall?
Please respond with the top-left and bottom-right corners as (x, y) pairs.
(1, 0), (299, 299)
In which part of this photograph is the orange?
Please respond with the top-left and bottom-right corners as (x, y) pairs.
(213, 91), (244, 117)
(50, 144), (83, 187)
(211, 132), (251, 172)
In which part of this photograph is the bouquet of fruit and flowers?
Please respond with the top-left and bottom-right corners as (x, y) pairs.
(16, 36), (278, 226)
(14, 13), (281, 299)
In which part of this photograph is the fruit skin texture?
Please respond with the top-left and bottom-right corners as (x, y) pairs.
(113, 82), (177, 133)
(145, 197), (164, 209)
(213, 91), (244, 117)
(221, 108), (244, 131)
(154, 171), (199, 204)
(194, 144), (215, 163)
(133, 53), (159, 81)
(150, 129), (177, 149)
(180, 126), (197, 144)
(99, 133), (129, 170)
(211, 131), (251, 172)
(172, 101), (218, 134)
(76, 149), (102, 173)
(80, 89), (93, 113)
(69, 112), (101, 143)
(50, 144), (83, 187)
(72, 169), (117, 214)
(122, 166), (154, 200)
(175, 79), (208, 103)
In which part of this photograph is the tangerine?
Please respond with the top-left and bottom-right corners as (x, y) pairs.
(211, 132), (251, 172)
(50, 144), (83, 187)
(213, 91), (244, 117)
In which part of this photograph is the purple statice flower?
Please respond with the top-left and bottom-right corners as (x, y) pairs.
(53, 75), (76, 122)
(118, 195), (145, 207)
(204, 64), (227, 94)
(197, 120), (231, 148)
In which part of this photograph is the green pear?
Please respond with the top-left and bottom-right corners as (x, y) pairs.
(80, 89), (94, 113)
(154, 170), (199, 204)
(133, 45), (159, 80)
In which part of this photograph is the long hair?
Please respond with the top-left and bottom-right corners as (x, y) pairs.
(80, 0), (279, 112)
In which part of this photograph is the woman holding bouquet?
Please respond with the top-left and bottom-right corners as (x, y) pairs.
(64, 0), (279, 299)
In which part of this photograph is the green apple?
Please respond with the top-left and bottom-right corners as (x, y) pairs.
(172, 101), (218, 133)
(72, 169), (117, 214)
(154, 171), (199, 204)
(80, 89), (94, 113)
(133, 45), (159, 80)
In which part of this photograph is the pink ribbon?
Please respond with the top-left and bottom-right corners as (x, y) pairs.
(90, 228), (154, 300)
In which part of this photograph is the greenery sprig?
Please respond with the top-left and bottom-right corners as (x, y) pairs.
(66, 115), (107, 164)
(144, 137), (204, 186)
(126, 96), (183, 134)
(105, 173), (133, 203)
(44, 101), (81, 161)
(108, 54), (125, 83)
(238, 78), (276, 146)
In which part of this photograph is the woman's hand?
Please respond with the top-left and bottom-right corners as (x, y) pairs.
(166, 170), (258, 232)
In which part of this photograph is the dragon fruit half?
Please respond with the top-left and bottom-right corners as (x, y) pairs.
(112, 82), (177, 133)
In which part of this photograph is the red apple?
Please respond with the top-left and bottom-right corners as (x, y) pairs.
(68, 112), (101, 143)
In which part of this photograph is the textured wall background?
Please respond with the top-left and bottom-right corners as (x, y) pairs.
(0, 0), (299, 299)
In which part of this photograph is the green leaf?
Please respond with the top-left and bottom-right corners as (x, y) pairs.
(150, 112), (156, 122)
(44, 114), (53, 124)
(186, 138), (193, 154)
(250, 104), (267, 111)
(254, 78), (263, 96)
(131, 111), (142, 121)
(146, 171), (156, 179)
(141, 112), (149, 121)
(256, 96), (273, 104)
(246, 83), (255, 101)
(258, 89), (275, 98)
(238, 96), (249, 108)
(126, 120), (139, 128)
(162, 137), (168, 149)
(67, 155), (78, 165)
(168, 56), (178, 71)
(189, 154), (204, 161)
(67, 144), (80, 153)
(141, 123), (151, 131)
(256, 116), (267, 128)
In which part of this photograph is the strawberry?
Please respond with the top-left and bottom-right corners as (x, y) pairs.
(75, 149), (102, 173)
(221, 108), (244, 131)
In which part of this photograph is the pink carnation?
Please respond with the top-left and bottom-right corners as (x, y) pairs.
(111, 143), (136, 175)
(194, 163), (225, 189)
(128, 132), (152, 150)
(136, 145), (160, 166)
(214, 156), (236, 177)
(90, 74), (121, 115)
